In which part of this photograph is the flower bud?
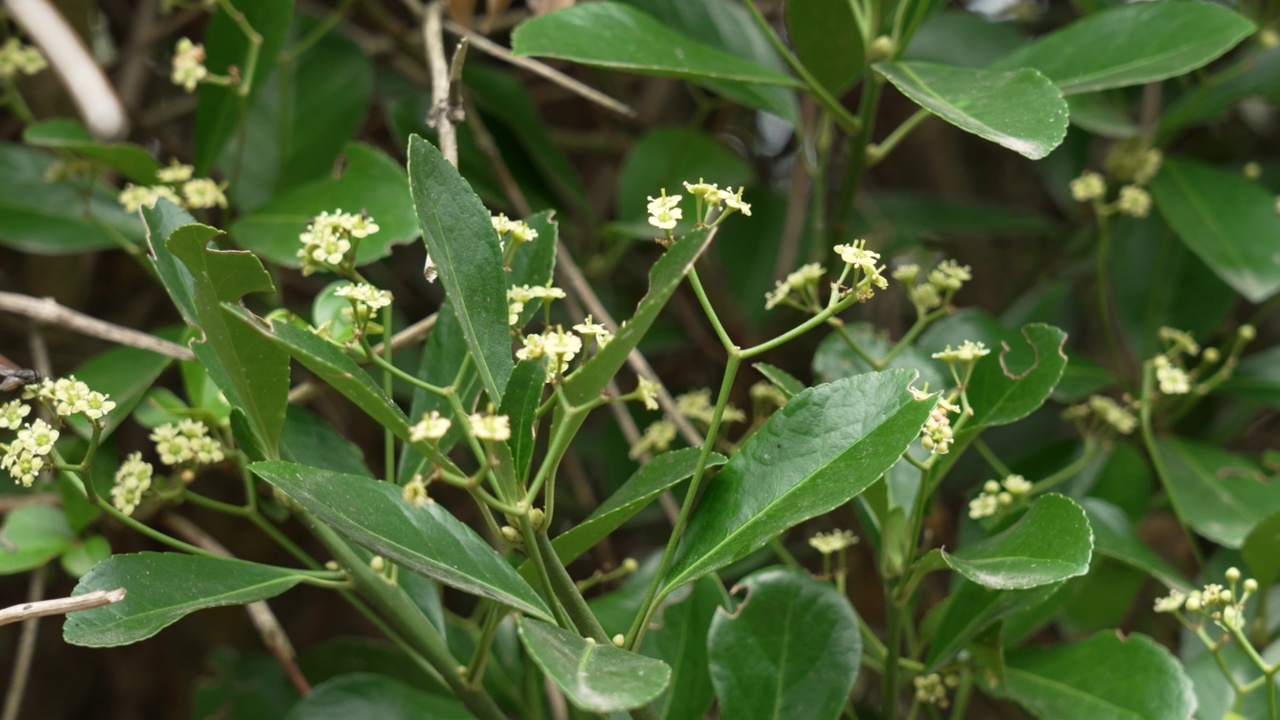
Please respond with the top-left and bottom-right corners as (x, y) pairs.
(529, 507), (546, 531)
(370, 556), (386, 572)
(1226, 567), (1241, 583)
(612, 634), (626, 647)
(500, 525), (523, 545)
(1245, 578), (1259, 593)
(869, 35), (897, 62)
(622, 558), (639, 573)
(1239, 325), (1256, 341)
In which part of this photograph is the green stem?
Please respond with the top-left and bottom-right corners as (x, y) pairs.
(517, 518), (575, 631)
(182, 491), (249, 516)
(465, 604), (504, 688)
(688, 269), (735, 352)
(884, 583), (903, 720)
(867, 109), (930, 167)
(299, 511), (507, 720)
(382, 306), (396, 484)
(1138, 361), (1205, 570)
(532, 530), (609, 642)
(972, 438), (1013, 478)
(834, 323), (882, 368)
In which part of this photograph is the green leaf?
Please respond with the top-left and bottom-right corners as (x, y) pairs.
(991, 1), (1254, 95)
(284, 673), (470, 719)
(23, 119), (159, 183)
(1155, 437), (1275, 548)
(1220, 344), (1280, 409)
(233, 19), (374, 212)
(0, 506), (75, 575)
(852, 192), (1054, 246)
(990, 631), (1196, 720)
(1149, 157), (1280, 303)
(875, 61), (1067, 160)
(548, 448), (728, 569)
(813, 322), (948, 391)
(512, 2), (797, 87)
(63, 552), (305, 647)
(408, 134), (512, 402)
(517, 617), (671, 712)
(752, 362), (805, 400)
(1242, 511), (1280, 590)
(707, 568), (860, 720)
(1161, 47), (1280, 137)
(925, 581), (1060, 671)
(785, 0), (862, 96)
(621, 0), (798, 122)
(943, 494), (1093, 590)
(650, 576), (720, 720)
(164, 218), (289, 456)
(62, 333), (178, 440)
(279, 405), (368, 477)
(1080, 498), (1189, 591)
(500, 360), (546, 482)
(0, 144), (143, 254)
(563, 229), (715, 407)
(1067, 93), (1140, 139)
(231, 143), (420, 267)
(300, 637), (443, 691)
(667, 369), (935, 591)
(903, 11), (1023, 68)
(250, 461), (553, 621)
(616, 128), (753, 221)
(194, 0), (295, 173)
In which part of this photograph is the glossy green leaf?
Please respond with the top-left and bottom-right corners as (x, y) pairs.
(903, 11), (1023, 68)
(621, 0), (798, 121)
(234, 19), (374, 212)
(990, 631), (1196, 720)
(616, 129), (753, 221)
(753, 362), (805, 400)
(408, 134), (511, 402)
(785, 0), (862, 95)
(1150, 157), (1280, 303)
(62, 333), (178, 440)
(512, 2), (797, 87)
(285, 673), (470, 719)
(707, 568), (860, 720)
(1067, 93), (1140, 139)
(1161, 47), (1280, 137)
(1220, 344), (1280, 409)
(925, 580), (1059, 670)
(23, 118), (159, 183)
(651, 575), (720, 720)
(944, 494), (1092, 590)
(875, 61), (1067, 160)
(59, 535), (112, 578)
(163, 217), (289, 456)
(500, 360), (545, 481)
(1080, 498), (1189, 591)
(548, 448), (728, 569)
(64, 552), (305, 647)
(517, 617), (671, 712)
(0, 506), (75, 575)
(1242, 511), (1280, 590)
(813, 322), (948, 391)
(300, 637), (443, 691)
(992, 1), (1254, 95)
(279, 406), (368, 477)
(250, 461), (553, 621)
(564, 229), (715, 407)
(1155, 437), (1275, 548)
(0, 144), (143, 254)
(668, 369), (935, 590)
(194, 0), (294, 173)
(231, 143), (419, 267)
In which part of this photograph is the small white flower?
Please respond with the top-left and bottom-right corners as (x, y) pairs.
(1154, 355), (1191, 395)
(409, 411), (451, 442)
(0, 38), (47, 79)
(403, 474), (431, 508)
(1153, 589), (1186, 613)
(156, 159), (194, 183)
(646, 192), (683, 230)
(809, 529), (858, 555)
(928, 260), (971, 291)
(111, 452), (154, 515)
(181, 178), (228, 209)
(1116, 185), (1151, 218)
(1002, 474), (1032, 496)
(468, 413), (511, 442)
(0, 400), (31, 430)
(723, 186), (751, 216)
(1070, 171), (1107, 203)
(968, 493), (998, 519)
(335, 283), (394, 311)
(636, 377), (660, 411)
(170, 38), (208, 92)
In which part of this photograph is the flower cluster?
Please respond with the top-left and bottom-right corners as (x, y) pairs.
(682, 179), (751, 223)
(517, 326), (583, 378)
(932, 340), (990, 365)
(919, 395), (960, 455)
(833, 240), (889, 301)
(468, 412), (511, 442)
(913, 672), (959, 708)
(629, 419), (676, 460)
(170, 38), (208, 92)
(119, 160), (227, 214)
(765, 262), (825, 311)
(1151, 326), (1201, 396)
(1063, 394), (1138, 436)
(647, 191), (682, 231)
(1153, 567), (1258, 635)
(507, 284), (566, 326)
(149, 420), (225, 466)
(892, 259), (971, 312)
(675, 388), (746, 426)
(0, 37), (47, 79)
(27, 377), (117, 420)
(296, 210), (380, 276)
(111, 453), (154, 515)
(492, 213), (538, 249)
(1, 418), (58, 487)
(1071, 142), (1161, 218)
(968, 474), (1033, 519)
(808, 529), (859, 555)
(572, 316), (613, 353)
(334, 282), (393, 336)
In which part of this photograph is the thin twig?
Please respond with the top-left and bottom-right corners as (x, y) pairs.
(161, 513), (312, 696)
(287, 312), (438, 404)
(0, 565), (47, 720)
(0, 585), (125, 629)
(0, 291), (194, 361)
(424, 1), (461, 166)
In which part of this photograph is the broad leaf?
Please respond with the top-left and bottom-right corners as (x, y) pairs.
(1220, 344), (1280, 409)
(667, 369), (935, 591)
(517, 617), (671, 712)
(251, 461), (553, 621)
(64, 552), (305, 647)
(990, 631), (1196, 720)
(1155, 437), (1276, 548)
(1242, 511), (1280, 590)
(992, 1), (1254, 95)
(23, 119), (159, 183)
(499, 360), (545, 482)
(1080, 498), (1189, 591)
(1150, 157), (1280, 303)
(284, 673), (470, 719)
(512, 2), (798, 87)
(707, 568), (860, 720)
(1161, 46), (1280, 137)
(279, 405), (369, 477)
(0, 506), (75, 575)
(0, 144), (143, 254)
(785, 0), (862, 96)
(650, 576), (720, 720)
(925, 580), (1059, 670)
(161, 214), (289, 456)
(943, 494), (1092, 590)
(875, 61), (1067, 160)
(408, 134), (512, 403)
(752, 362), (805, 399)
(231, 143), (419, 267)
